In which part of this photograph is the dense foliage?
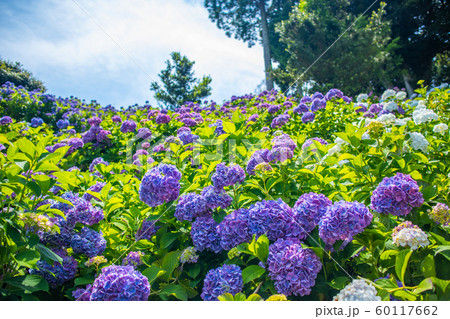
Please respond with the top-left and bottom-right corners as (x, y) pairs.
(0, 80), (449, 301)
(0, 58), (46, 92)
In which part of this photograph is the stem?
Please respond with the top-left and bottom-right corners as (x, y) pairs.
(253, 281), (264, 294)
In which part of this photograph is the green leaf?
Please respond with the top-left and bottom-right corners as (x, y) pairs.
(14, 250), (41, 268)
(434, 245), (450, 261)
(246, 294), (263, 301)
(232, 111), (246, 123)
(379, 250), (399, 268)
(414, 278), (433, 294)
(217, 293), (235, 301)
(35, 244), (63, 264)
(242, 265), (266, 284)
(328, 276), (350, 290)
(160, 284), (187, 301)
(420, 254), (436, 277)
(160, 232), (179, 249)
(161, 250), (182, 279)
(395, 249), (412, 284)
(16, 138), (36, 158)
(392, 289), (418, 301)
(142, 266), (166, 284)
(74, 276), (95, 286)
(233, 292), (247, 301)
(5, 275), (49, 293)
(222, 121), (236, 134)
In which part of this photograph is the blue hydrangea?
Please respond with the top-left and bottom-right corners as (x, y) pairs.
(190, 216), (222, 253)
(31, 117), (44, 128)
(370, 173), (424, 216)
(201, 186), (232, 210)
(211, 163), (246, 190)
(122, 251), (143, 268)
(248, 199), (304, 241)
(319, 201), (373, 247)
(139, 164), (182, 207)
(175, 193), (208, 222)
(267, 238), (322, 296)
(89, 157), (109, 173)
(293, 193), (332, 234)
(201, 264), (243, 301)
(56, 119), (70, 129)
(246, 149), (271, 175)
(120, 120), (137, 133)
(30, 248), (78, 288)
(71, 228), (107, 257)
(89, 265), (150, 301)
(301, 112), (315, 123)
(217, 208), (251, 250)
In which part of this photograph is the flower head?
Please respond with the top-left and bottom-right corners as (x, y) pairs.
(180, 247), (199, 264)
(201, 264), (243, 301)
(392, 222), (429, 250)
(139, 164), (182, 207)
(175, 192), (208, 222)
(293, 193), (332, 234)
(429, 203), (450, 226)
(217, 208), (251, 250)
(334, 279), (380, 301)
(71, 228), (107, 257)
(190, 216), (222, 253)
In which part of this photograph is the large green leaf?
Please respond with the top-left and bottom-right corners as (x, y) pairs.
(395, 249), (412, 284)
(161, 250), (182, 279)
(160, 284), (187, 301)
(14, 250), (41, 268)
(5, 275), (49, 293)
(420, 255), (436, 277)
(242, 265), (266, 284)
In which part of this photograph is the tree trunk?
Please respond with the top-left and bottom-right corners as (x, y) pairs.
(258, 1), (274, 91)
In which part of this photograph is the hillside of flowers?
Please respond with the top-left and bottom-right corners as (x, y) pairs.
(0, 80), (449, 301)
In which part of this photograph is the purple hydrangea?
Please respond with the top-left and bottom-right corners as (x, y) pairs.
(139, 164), (182, 207)
(137, 128), (152, 140)
(190, 216), (222, 253)
(293, 103), (309, 114)
(272, 134), (296, 151)
(370, 173), (424, 216)
(217, 208), (251, 250)
(175, 193), (208, 222)
(111, 115), (122, 123)
(30, 249), (78, 288)
(271, 114), (290, 128)
(133, 149), (149, 161)
(56, 119), (70, 129)
(247, 199), (304, 241)
(246, 149), (271, 175)
(88, 117), (102, 126)
(155, 114), (171, 124)
(201, 186), (232, 210)
(302, 137), (328, 150)
(267, 147), (293, 162)
(201, 264), (243, 301)
(267, 238), (322, 296)
(211, 163), (246, 190)
(268, 104), (280, 114)
(122, 251), (143, 268)
(96, 129), (110, 143)
(120, 120), (137, 133)
(82, 181), (106, 202)
(71, 228), (107, 257)
(293, 193), (332, 234)
(67, 137), (84, 155)
(89, 265), (150, 301)
(73, 285), (93, 300)
(325, 89), (344, 101)
(89, 157), (109, 173)
(247, 114), (259, 122)
(301, 112), (315, 124)
(0, 116), (13, 125)
(319, 201), (373, 247)
(310, 98), (326, 112)
(135, 220), (159, 241)
(31, 117), (44, 128)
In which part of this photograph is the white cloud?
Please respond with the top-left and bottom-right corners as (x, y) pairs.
(0, 0), (265, 107)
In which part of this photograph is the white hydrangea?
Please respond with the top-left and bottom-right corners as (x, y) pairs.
(409, 132), (429, 152)
(395, 91), (407, 100)
(384, 101), (398, 112)
(357, 93), (369, 102)
(334, 280), (381, 301)
(376, 113), (396, 125)
(381, 89), (396, 101)
(392, 228), (429, 250)
(433, 123), (448, 135)
(395, 117), (411, 126)
(413, 109), (438, 125)
(327, 144), (341, 156)
(415, 100), (427, 110)
(334, 137), (348, 145)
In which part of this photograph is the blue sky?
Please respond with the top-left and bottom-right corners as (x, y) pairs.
(0, 0), (265, 108)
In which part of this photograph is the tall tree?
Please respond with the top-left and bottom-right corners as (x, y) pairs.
(0, 58), (46, 92)
(150, 52), (212, 110)
(203, 0), (299, 91)
(275, 1), (401, 96)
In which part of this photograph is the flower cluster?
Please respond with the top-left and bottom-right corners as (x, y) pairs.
(180, 246), (199, 264)
(120, 120), (137, 133)
(293, 193), (332, 234)
(217, 208), (251, 250)
(271, 114), (290, 128)
(429, 203), (450, 226)
(139, 164), (182, 207)
(201, 186), (232, 210)
(82, 181), (106, 202)
(122, 251), (144, 268)
(87, 265), (150, 301)
(267, 238), (322, 296)
(190, 216), (222, 253)
(302, 137), (328, 151)
(155, 113), (171, 124)
(246, 149), (271, 175)
(333, 280), (381, 301)
(409, 132), (429, 152)
(89, 157), (109, 173)
(31, 117), (44, 128)
(201, 264), (243, 301)
(319, 201), (372, 247)
(413, 108), (438, 125)
(71, 228), (107, 257)
(18, 212), (55, 238)
(175, 192), (208, 222)
(392, 222), (429, 250)
(211, 163), (246, 190)
(370, 173), (424, 216)
(30, 249), (78, 288)
(433, 123), (448, 135)
(0, 116), (13, 125)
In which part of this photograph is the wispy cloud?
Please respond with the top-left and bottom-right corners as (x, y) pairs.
(0, 0), (264, 107)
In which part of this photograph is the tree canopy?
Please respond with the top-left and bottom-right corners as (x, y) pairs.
(0, 58), (46, 92)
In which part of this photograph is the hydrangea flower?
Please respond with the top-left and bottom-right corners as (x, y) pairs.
(392, 222), (429, 250)
(334, 279), (381, 301)
(433, 123), (448, 135)
(111, 115), (122, 123)
(271, 114), (290, 128)
(429, 203), (450, 226)
(190, 216), (222, 253)
(122, 251), (144, 268)
(67, 138), (84, 155)
(31, 117), (44, 128)
(267, 238), (322, 296)
(409, 132), (429, 152)
(135, 220), (159, 241)
(267, 147), (293, 162)
(73, 285), (93, 301)
(180, 246), (199, 264)
(293, 193), (332, 234)
(30, 249), (78, 288)
(88, 117), (102, 126)
(155, 114), (171, 124)
(381, 89), (396, 101)
(370, 173), (424, 216)
(201, 264), (243, 301)
(247, 199), (303, 241)
(139, 164), (182, 207)
(325, 89), (343, 101)
(89, 157), (109, 173)
(137, 127), (152, 140)
(246, 149), (271, 175)
(217, 208), (251, 250)
(71, 228), (107, 257)
(413, 108), (438, 125)
(293, 103), (309, 114)
(201, 186), (232, 210)
(0, 116), (13, 125)
(319, 201), (372, 247)
(301, 112), (315, 123)
(88, 265), (150, 301)
(18, 212), (55, 239)
(85, 255), (107, 267)
(56, 119), (70, 129)
(272, 134), (296, 151)
(211, 163), (246, 190)
(175, 192), (208, 221)
(302, 137), (328, 150)
(120, 120), (137, 133)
